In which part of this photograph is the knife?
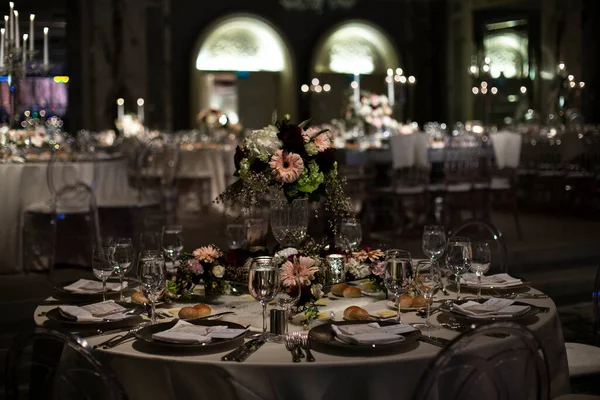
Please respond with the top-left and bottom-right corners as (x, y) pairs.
(234, 338), (266, 362)
(418, 336), (451, 348)
(222, 339), (258, 361)
(190, 311), (235, 321)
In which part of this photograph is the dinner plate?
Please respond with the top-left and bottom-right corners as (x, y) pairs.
(309, 320), (421, 356)
(134, 319), (246, 352)
(52, 278), (137, 301)
(438, 299), (545, 322)
(45, 303), (145, 328)
(385, 300), (422, 312)
(450, 276), (530, 291)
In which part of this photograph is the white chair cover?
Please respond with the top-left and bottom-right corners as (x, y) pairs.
(413, 134), (430, 168)
(390, 134), (416, 169)
(491, 131), (522, 169)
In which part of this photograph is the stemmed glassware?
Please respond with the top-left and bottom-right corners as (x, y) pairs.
(471, 242), (491, 300)
(161, 225), (183, 270)
(383, 250), (413, 323)
(138, 250), (165, 324)
(422, 225), (446, 282)
(270, 198), (309, 248)
(139, 231), (160, 252)
(226, 224), (246, 250)
(111, 237), (134, 301)
(446, 237), (472, 300)
(412, 279), (442, 333)
(335, 218), (362, 250)
(248, 256), (279, 340)
(92, 246), (114, 302)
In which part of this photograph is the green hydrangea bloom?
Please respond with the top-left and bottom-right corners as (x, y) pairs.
(304, 142), (318, 156)
(239, 158), (252, 182)
(295, 160), (324, 193)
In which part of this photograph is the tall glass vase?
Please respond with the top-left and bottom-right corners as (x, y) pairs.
(270, 197), (309, 248)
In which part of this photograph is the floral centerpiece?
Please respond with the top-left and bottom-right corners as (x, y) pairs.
(217, 113), (352, 220)
(345, 91), (393, 130)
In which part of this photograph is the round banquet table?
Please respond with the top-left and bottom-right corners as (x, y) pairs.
(0, 156), (132, 273)
(33, 286), (570, 400)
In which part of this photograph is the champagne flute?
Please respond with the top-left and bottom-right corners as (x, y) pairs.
(138, 250), (165, 324)
(446, 237), (472, 300)
(92, 246), (114, 302)
(112, 237), (134, 301)
(248, 256), (279, 340)
(336, 218), (363, 250)
(471, 242), (491, 300)
(161, 225), (183, 270)
(422, 225), (446, 282)
(383, 250), (413, 323)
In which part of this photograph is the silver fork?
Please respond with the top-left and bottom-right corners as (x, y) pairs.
(284, 334), (300, 363)
(298, 333), (315, 362)
(101, 324), (147, 349)
(292, 332), (305, 359)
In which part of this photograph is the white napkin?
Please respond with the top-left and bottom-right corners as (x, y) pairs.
(63, 279), (128, 294)
(460, 273), (523, 288)
(152, 320), (245, 344)
(332, 322), (416, 345)
(452, 298), (531, 319)
(58, 300), (130, 322)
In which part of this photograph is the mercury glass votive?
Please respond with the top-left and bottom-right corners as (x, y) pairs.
(326, 254), (345, 284)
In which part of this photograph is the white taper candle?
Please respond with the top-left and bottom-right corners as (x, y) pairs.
(43, 27), (48, 66)
(8, 3), (13, 41)
(387, 68), (395, 106)
(0, 29), (4, 68)
(13, 10), (18, 49)
(21, 33), (26, 69)
(137, 98), (144, 123)
(117, 98), (124, 120)
(29, 14), (33, 52)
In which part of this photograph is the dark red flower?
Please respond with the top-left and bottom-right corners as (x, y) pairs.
(234, 146), (245, 170)
(250, 159), (268, 172)
(315, 148), (335, 173)
(280, 126), (305, 154)
(225, 249), (251, 267)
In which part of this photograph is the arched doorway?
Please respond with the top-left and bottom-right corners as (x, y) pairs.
(309, 21), (401, 123)
(190, 14), (296, 130)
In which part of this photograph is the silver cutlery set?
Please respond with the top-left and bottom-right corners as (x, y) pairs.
(284, 332), (314, 363)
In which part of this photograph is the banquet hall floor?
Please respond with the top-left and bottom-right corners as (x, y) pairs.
(0, 209), (599, 395)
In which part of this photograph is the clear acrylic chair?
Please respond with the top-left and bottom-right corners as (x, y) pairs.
(22, 151), (101, 274)
(448, 219), (507, 274)
(412, 322), (550, 400)
(5, 327), (127, 400)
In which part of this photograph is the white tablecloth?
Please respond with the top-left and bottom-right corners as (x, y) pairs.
(34, 288), (570, 400)
(0, 157), (131, 273)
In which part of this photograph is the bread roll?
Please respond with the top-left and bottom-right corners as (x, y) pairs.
(131, 292), (149, 304)
(192, 304), (211, 318)
(178, 307), (202, 320)
(343, 286), (362, 298)
(411, 295), (429, 308)
(343, 306), (370, 321)
(399, 294), (413, 308)
(331, 283), (349, 297)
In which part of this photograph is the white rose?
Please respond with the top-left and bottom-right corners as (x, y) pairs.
(212, 265), (225, 278)
(311, 283), (324, 299)
(347, 258), (370, 279)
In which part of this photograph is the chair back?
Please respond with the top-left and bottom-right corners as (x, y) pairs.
(491, 131), (522, 169)
(412, 322), (550, 400)
(449, 219), (507, 274)
(5, 328), (127, 400)
(444, 134), (484, 184)
(46, 150), (97, 211)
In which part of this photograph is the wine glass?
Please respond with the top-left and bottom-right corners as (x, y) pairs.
(446, 237), (472, 300)
(226, 224), (246, 250)
(92, 246), (114, 302)
(270, 198), (308, 248)
(471, 242), (491, 300)
(422, 225), (446, 281)
(139, 231), (160, 252)
(335, 218), (362, 250)
(248, 256), (279, 339)
(412, 279), (441, 333)
(138, 250), (165, 324)
(111, 237), (134, 301)
(274, 284), (301, 336)
(161, 225), (183, 270)
(383, 250), (413, 323)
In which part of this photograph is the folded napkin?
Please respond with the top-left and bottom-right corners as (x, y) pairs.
(332, 322), (416, 345)
(460, 273), (522, 288)
(152, 320), (246, 344)
(63, 279), (128, 294)
(452, 298), (531, 319)
(59, 300), (130, 322)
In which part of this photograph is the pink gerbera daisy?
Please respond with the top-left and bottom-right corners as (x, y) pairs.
(269, 150), (304, 183)
(301, 127), (319, 143)
(280, 256), (319, 287)
(314, 133), (331, 152)
(193, 245), (222, 263)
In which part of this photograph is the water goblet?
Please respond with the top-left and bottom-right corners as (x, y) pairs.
(92, 246), (114, 302)
(446, 237), (472, 300)
(111, 237), (134, 301)
(161, 225), (183, 270)
(138, 250), (165, 324)
(248, 256), (279, 340)
(383, 249), (413, 323)
(226, 224), (246, 250)
(412, 279), (441, 333)
(422, 225), (446, 281)
(471, 242), (491, 300)
(270, 198), (308, 248)
(335, 218), (362, 250)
